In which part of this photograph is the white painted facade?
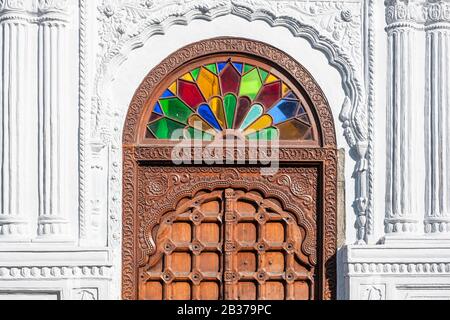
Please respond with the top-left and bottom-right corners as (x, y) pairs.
(0, 0), (449, 300)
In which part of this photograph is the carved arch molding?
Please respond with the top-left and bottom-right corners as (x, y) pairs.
(122, 37), (337, 300)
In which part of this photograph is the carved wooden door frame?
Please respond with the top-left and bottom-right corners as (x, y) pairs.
(122, 37), (338, 300)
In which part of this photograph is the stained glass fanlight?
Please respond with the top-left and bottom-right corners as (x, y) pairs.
(146, 58), (315, 141)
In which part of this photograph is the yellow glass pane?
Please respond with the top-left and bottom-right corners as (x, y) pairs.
(197, 68), (220, 100)
(282, 83), (289, 96)
(209, 97), (226, 129)
(265, 74), (279, 84)
(181, 72), (195, 82)
(188, 114), (214, 133)
(243, 115), (273, 135)
(169, 81), (177, 94)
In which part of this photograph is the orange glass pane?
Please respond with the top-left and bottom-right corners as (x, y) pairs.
(209, 97), (226, 130)
(197, 68), (220, 100)
(276, 119), (312, 140)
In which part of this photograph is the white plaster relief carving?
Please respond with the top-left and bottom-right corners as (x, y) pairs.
(384, 0), (426, 237)
(79, 0), (90, 244)
(73, 288), (98, 300)
(425, 0), (450, 24)
(0, 1), (33, 239)
(36, 3), (72, 240)
(385, 0), (427, 26)
(349, 262), (450, 274)
(424, 0), (450, 234)
(360, 284), (385, 300)
(0, 265), (112, 279)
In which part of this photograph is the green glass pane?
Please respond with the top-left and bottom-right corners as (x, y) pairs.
(159, 98), (194, 124)
(259, 69), (269, 83)
(239, 69), (263, 100)
(240, 104), (263, 130)
(224, 94), (237, 129)
(191, 68), (200, 80)
(246, 127), (279, 141)
(186, 127), (214, 141)
(148, 118), (185, 140)
(243, 63), (255, 74)
(205, 64), (218, 75)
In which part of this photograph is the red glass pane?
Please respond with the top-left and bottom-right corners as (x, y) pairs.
(178, 79), (205, 109)
(234, 96), (252, 128)
(255, 81), (282, 111)
(149, 112), (162, 123)
(220, 64), (241, 95)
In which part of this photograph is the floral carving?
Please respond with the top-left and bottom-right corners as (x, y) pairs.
(146, 175), (168, 197)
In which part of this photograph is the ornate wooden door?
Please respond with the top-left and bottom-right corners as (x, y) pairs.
(122, 38), (338, 300)
(138, 185), (317, 300)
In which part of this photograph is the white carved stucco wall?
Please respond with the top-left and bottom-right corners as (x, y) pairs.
(0, 0), (449, 300)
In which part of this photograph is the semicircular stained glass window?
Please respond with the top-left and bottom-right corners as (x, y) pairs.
(146, 59), (315, 141)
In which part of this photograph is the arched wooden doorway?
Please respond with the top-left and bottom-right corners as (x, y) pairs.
(122, 37), (337, 300)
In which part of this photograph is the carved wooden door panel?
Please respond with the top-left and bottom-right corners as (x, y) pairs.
(140, 190), (224, 300)
(224, 189), (313, 300)
(137, 167), (320, 300)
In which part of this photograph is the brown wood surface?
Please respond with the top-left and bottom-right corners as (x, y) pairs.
(138, 189), (316, 300)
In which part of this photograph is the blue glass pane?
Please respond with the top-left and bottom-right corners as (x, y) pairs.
(153, 102), (163, 115)
(267, 100), (299, 124)
(285, 92), (298, 100)
(217, 62), (228, 74)
(161, 89), (175, 98)
(233, 63), (243, 74)
(198, 104), (222, 131)
(297, 105), (306, 115)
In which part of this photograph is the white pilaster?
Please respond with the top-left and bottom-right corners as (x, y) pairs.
(384, 0), (425, 239)
(36, 1), (71, 240)
(0, 1), (34, 240)
(424, 0), (450, 234)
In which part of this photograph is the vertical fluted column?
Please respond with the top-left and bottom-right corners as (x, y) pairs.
(424, 0), (450, 234)
(0, 2), (33, 239)
(37, 1), (71, 240)
(384, 0), (424, 237)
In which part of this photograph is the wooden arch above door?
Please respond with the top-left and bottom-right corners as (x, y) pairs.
(122, 37), (338, 300)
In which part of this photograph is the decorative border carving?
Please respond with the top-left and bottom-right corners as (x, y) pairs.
(0, 265), (112, 279)
(348, 262), (450, 275)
